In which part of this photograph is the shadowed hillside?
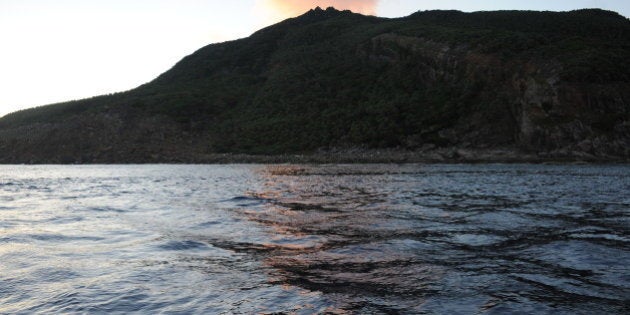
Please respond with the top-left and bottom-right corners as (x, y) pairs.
(1, 7), (628, 163)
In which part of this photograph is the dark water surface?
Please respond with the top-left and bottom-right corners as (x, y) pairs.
(0, 164), (628, 314)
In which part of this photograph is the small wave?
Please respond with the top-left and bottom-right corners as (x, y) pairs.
(570, 233), (629, 243)
(0, 234), (105, 244)
(513, 274), (629, 305)
(158, 240), (208, 251)
(266, 235), (326, 250)
(277, 202), (342, 213)
(85, 206), (128, 213)
(196, 220), (221, 227)
(28, 234), (105, 242)
(44, 216), (85, 224)
(223, 195), (273, 207)
(0, 236), (22, 243)
(450, 233), (508, 247)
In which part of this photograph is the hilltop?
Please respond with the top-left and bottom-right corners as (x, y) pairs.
(1, 7), (628, 163)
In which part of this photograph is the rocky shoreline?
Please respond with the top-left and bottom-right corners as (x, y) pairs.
(3, 147), (627, 164)
(188, 148), (629, 164)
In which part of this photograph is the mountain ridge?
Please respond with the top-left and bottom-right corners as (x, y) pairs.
(1, 8), (628, 163)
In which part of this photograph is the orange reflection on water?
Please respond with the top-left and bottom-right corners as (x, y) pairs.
(245, 165), (443, 312)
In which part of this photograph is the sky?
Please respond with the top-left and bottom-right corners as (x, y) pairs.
(1, 0), (628, 117)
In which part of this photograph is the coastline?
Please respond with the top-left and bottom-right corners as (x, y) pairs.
(188, 148), (629, 164)
(2, 148), (627, 164)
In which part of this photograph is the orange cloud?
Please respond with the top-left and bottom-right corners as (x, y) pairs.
(262, 0), (379, 17)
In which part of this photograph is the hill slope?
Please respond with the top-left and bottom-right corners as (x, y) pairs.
(1, 7), (629, 163)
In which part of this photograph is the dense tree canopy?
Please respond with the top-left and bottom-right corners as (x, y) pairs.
(1, 7), (628, 157)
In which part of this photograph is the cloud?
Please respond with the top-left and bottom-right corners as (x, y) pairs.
(262, 0), (379, 18)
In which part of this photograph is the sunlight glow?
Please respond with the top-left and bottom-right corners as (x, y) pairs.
(260, 0), (378, 22)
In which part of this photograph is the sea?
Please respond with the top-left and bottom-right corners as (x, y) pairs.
(0, 164), (628, 314)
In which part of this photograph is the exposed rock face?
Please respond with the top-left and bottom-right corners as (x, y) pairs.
(512, 68), (629, 157)
(0, 8), (628, 163)
(516, 79), (629, 157)
(360, 33), (629, 158)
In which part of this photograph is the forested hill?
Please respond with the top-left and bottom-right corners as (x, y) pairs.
(1, 7), (629, 163)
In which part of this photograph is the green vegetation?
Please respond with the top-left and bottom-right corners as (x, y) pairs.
(1, 7), (628, 157)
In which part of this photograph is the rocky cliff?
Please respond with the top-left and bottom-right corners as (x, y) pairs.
(0, 7), (628, 163)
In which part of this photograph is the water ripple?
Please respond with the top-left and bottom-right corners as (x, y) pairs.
(0, 164), (628, 314)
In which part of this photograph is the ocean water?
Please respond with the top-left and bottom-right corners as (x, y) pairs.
(0, 164), (628, 314)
